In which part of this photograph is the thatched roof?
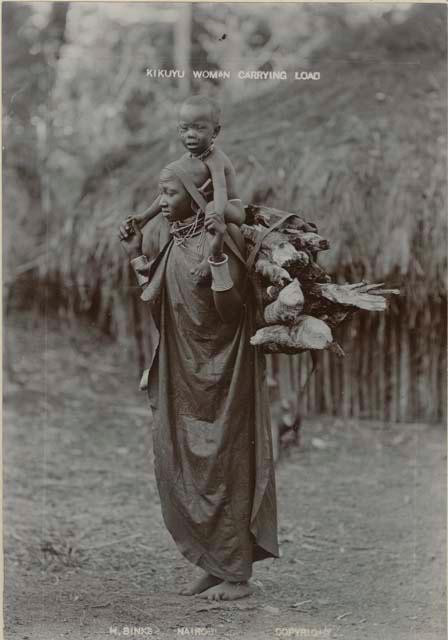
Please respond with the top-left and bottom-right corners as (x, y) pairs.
(16, 6), (447, 336)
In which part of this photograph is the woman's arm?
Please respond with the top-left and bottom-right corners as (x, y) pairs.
(205, 214), (246, 324)
(206, 153), (228, 217)
(121, 195), (161, 240)
(211, 252), (245, 323)
(119, 219), (143, 260)
(118, 220), (151, 286)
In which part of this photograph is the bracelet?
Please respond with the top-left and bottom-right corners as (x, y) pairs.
(130, 255), (148, 270)
(207, 253), (234, 292)
(130, 254), (150, 286)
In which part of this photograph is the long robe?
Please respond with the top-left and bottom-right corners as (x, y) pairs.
(140, 221), (279, 582)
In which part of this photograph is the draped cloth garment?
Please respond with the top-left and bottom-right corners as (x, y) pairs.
(141, 219), (279, 581)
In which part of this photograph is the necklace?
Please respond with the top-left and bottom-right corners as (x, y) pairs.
(170, 209), (206, 247)
(189, 142), (215, 162)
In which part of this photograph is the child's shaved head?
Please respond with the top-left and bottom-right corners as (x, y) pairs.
(180, 95), (221, 126)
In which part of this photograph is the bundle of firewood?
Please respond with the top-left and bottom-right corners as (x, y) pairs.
(242, 204), (399, 357)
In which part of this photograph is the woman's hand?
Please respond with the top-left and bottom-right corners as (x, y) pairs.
(119, 219), (143, 260)
(204, 212), (226, 259)
(118, 215), (133, 239)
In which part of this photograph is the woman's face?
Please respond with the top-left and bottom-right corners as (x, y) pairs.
(158, 177), (192, 223)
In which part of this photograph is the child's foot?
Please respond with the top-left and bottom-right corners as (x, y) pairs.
(190, 258), (212, 286)
(198, 581), (253, 601)
(179, 572), (222, 596)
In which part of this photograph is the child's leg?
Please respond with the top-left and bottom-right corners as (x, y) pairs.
(223, 200), (246, 226)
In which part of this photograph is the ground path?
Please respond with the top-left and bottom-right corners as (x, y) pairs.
(4, 317), (446, 639)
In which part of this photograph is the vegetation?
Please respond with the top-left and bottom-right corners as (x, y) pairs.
(4, 4), (446, 420)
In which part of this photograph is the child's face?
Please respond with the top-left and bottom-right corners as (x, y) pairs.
(178, 104), (219, 155)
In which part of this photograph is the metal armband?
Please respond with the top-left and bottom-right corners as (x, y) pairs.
(130, 255), (150, 287)
(208, 254), (234, 292)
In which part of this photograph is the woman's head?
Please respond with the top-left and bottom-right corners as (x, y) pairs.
(159, 158), (210, 223)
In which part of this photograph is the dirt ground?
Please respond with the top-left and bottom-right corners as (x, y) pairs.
(4, 315), (446, 640)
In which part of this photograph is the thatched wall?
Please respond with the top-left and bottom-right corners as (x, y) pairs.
(7, 6), (447, 422)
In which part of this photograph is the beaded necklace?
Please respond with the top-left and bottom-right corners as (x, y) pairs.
(170, 208), (206, 247)
(189, 142), (215, 162)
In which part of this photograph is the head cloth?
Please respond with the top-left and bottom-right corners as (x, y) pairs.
(160, 158), (211, 214)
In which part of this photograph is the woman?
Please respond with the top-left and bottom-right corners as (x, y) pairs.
(119, 157), (279, 601)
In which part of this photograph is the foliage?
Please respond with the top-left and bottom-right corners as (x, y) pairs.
(3, 4), (447, 343)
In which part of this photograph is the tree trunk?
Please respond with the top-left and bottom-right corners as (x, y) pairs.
(174, 3), (192, 96)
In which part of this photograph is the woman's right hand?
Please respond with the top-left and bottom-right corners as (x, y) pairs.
(119, 219), (143, 259)
(119, 215), (135, 240)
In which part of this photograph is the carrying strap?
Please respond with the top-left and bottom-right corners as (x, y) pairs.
(171, 166), (209, 213)
(246, 211), (300, 271)
(168, 168), (300, 275)
(223, 230), (247, 267)
(161, 170), (319, 374)
(171, 165), (247, 269)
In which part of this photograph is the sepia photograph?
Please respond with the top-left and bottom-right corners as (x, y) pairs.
(3, 2), (447, 639)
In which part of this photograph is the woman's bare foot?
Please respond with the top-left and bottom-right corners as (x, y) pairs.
(190, 258), (211, 286)
(179, 572), (222, 596)
(198, 580), (253, 601)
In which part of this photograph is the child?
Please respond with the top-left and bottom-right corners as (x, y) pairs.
(126, 95), (245, 283)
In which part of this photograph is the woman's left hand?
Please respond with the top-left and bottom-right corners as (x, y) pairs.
(204, 212), (226, 258)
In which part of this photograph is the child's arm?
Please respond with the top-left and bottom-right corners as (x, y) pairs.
(206, 150), (245, 226)
(223, 158), (245, 226)
(206, 152), (228, 217)
(129, 195), (162, 230)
